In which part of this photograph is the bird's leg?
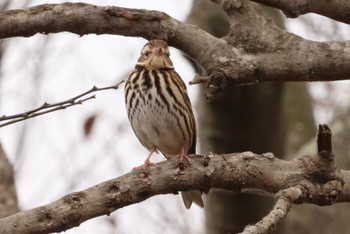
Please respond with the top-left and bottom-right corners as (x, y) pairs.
(132, 148), (160, 171)
(178, 146), (192, 164)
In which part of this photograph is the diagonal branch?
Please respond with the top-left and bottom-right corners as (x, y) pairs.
(0, 81), (124, 128)
(1, 2), (350, 98)
(250, 0), (350, 24)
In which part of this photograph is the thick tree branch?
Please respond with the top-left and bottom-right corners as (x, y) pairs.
(0, 2), (350, 98)
(209, 0), (350, 96)
(0, 125), (347, 234)
(0, 81), (124, 128)
(250, 0), (350, 24)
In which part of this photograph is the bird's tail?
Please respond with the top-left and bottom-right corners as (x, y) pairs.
(181, 191), (204, 209)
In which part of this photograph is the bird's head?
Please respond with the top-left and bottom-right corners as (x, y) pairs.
(136, 39), (174, 69)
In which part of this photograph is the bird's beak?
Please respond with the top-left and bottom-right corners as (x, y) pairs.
(154, 47), (164, 56)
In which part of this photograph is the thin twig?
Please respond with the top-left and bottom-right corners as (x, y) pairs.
(189, 74), (210, 85)
(0, 81), (125, 128)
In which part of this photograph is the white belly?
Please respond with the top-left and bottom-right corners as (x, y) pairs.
(125, 68), (194, 157)
(130, 91), (187, 156)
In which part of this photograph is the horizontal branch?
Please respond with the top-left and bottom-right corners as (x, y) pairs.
(1, 2), (350, 98)
(250, 0), (350, 24)
(0, 149), (347, 233)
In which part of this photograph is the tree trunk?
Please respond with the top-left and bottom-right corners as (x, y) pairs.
(198, 83), (285, 233)
(186, 1), (314, 233)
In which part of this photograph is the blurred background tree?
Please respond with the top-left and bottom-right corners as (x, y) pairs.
(187, 1), (350, 233)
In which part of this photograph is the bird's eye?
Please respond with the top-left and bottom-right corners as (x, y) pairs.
(143, 51), (151, 57)
(166, 53), (170, 57)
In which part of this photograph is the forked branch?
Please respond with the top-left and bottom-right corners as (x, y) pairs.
(0, 2), (350, 99)
(0, 124), (347, 234)
(241, 186), (303, 234)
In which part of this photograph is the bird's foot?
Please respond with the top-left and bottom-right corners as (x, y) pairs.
(178, 147), (192, 164)
(179, 153), (192, 164)
(177, 147), (192, 170)
(132, 160), (160, 171)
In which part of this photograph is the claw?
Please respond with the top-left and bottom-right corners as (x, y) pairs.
(132, 160), (160, 171)
(179, 146), (192, 164)
(132, 147), (161, 171)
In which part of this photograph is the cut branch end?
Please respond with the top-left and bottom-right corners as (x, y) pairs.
(317, 124), (332, 153)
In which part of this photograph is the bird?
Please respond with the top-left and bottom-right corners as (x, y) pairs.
(124, 39), (204, 209)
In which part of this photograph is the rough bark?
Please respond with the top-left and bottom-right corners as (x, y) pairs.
(0, 2), (349, 99)
(0, 124), (347, 234)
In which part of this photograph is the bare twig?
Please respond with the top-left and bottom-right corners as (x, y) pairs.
(240, 186), (303, 234)
(189, 74), (210, 85)
(0, 81), (124, 128)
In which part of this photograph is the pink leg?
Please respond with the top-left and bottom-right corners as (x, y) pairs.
(132, 148), (161, 171)
(178, 146), (192, 163)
